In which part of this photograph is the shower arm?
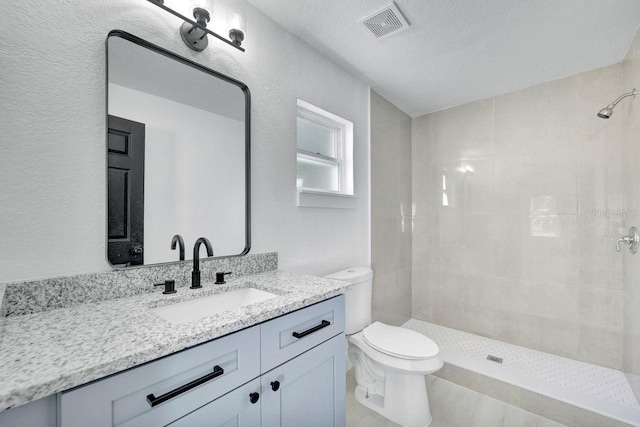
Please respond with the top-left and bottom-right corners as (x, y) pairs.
(607, 89), (639, 108)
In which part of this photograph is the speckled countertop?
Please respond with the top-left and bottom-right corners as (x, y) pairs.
(0, 271), (350, 411)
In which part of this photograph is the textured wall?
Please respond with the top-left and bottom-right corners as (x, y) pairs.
(0, 1), (370, 283)
(370, 90), (412, 326)
(622, 28), (640, 401)
(412, 63), (627, 369)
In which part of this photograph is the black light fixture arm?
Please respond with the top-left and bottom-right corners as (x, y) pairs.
(146, 0), (245, 52)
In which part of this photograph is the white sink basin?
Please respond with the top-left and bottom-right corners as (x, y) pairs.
(152, 287), (278, 325)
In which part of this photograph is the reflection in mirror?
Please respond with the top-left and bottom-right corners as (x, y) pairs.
(107, 31), (250, 268)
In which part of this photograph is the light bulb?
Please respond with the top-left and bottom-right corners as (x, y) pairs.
(227, 3), (246, 47)
(229, 12), (245, 33)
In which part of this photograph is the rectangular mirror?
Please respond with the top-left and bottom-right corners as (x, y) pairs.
(106, 31), (250, 267)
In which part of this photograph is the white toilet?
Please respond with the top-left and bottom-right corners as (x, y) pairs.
(325, 267), (443, 427)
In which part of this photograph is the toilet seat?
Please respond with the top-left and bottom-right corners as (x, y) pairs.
(363, 322), (439, 360)
(348, 329), (443, 375)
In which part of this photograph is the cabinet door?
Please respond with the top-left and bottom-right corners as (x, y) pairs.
(168, 378), (260, 427)
(261, 334), (345, 427)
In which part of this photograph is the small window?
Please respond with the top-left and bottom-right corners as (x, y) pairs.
(296, 100), (353, 196)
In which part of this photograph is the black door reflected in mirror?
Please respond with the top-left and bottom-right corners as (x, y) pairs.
(106, 31), (250, 268)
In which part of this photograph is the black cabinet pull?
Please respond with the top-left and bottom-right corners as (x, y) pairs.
(146, 365), (224, 407)
(249, 392), (260, 404)
(292, 320), (331, 339)
(271, 380), (280, 392)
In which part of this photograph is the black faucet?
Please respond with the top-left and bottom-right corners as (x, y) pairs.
(171, 234), (185, 261)
(191, 237), (214, 289)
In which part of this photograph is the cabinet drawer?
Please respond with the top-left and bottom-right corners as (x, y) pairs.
(60, 325), (260, 427)
(261, 295), (345, 372)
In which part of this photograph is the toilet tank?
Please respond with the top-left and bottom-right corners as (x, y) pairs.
(324, 267), (373, 335)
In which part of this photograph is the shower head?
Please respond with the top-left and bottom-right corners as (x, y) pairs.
(597, 89), (638, 119)
(597, 105), (614, 119)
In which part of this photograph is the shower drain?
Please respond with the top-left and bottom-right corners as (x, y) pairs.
(487, 355), (503, 364)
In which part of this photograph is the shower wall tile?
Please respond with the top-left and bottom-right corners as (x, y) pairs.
(623, 27), (640, 378)
(438, 157), (496, 216)
(491, 279), (581, 359)
(579, 326), (624, 372)
(412, 216), (436, 267)
(461, 215), (496, 275)
(578, 288), (624, 369)
(371, 268), (412, 326)
(411, 266), (435, 322)
(578, 64), (624, 215)
(494, 152), (578, 215)
(371, 216), (403, 276)
(494, 215), (526, 278)
(494, 215), (579, 285)
(371, 90), (412, 326)
(371, 127), (399, 218)
(412, 61), (628, 369)
(432, 297), (495, 338)
(494, 76), (578, 156)
(494, 311), (581, 359)
(519, 215), (579, 285)
(437, 214), (464, 272)
(578, 214), (624, 291)
(412, 114), (434, 162)
(432, 98), (494, 161)
(624, 296), (640, 386)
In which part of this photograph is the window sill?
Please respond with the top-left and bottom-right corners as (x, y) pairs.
(297, 189), (357, 209)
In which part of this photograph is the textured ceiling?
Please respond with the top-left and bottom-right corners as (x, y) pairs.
(247, 0), (640, 116)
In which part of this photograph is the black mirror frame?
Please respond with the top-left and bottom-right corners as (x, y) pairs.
(105, 30), (251, 269)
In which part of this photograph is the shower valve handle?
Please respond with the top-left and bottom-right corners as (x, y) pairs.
(617, 227), (639, 254)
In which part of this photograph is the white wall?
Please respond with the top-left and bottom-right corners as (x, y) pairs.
(0, 0), (370, 282)
(109, 84), (246, 263)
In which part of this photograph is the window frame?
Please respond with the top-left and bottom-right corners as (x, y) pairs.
(296, 100), (353, 196)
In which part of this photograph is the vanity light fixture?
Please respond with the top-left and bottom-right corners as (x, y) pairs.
(147, 0), (246, 52)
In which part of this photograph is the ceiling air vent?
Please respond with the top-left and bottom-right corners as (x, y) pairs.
(359, 2), (410, 40)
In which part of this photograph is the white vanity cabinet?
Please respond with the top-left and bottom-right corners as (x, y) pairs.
(54, 295), (346, 427)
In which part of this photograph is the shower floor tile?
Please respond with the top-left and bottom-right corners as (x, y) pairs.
(403, 319), (640, 426)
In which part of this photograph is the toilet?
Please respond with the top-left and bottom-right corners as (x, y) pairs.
(325, 267), (443, 427)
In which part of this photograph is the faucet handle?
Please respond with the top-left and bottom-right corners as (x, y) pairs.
(617, 227), (639, 254)
(215, 272), (232, 285)
(155, 280), (177, 294)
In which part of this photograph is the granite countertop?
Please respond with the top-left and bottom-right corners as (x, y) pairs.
(0, 271), (350, 411)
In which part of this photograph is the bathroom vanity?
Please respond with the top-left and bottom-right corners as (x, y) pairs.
(0, 268), (349, 427)
(61, 296), (345, 426)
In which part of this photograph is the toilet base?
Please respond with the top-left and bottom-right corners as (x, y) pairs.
(352, 373), (432, 427)
(347, 328), (442, 427)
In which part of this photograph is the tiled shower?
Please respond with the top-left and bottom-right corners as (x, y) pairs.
(370, 24), (640, 417)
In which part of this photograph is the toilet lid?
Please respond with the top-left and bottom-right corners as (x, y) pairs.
(362, 322), (439, 360)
